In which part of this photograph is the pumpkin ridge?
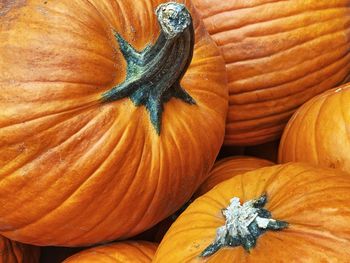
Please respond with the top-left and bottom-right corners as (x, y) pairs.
(200, 0), (286, 20)
(0, 109), (103, 179)
(128, 242), (154, 260)
(58, 121), (145, 244)
(227, 61), (348, 119)
(0, 98), (98, 131)
(0, 113), (122, 232)
(339, 92), (350, 144)
(227, 112), (292, 132)
(213, 9), (350, 41)
(228, 44), (350, 98)
(265, 168), (325, 210)
(226, 33), (350, 84)
(207, 4), (349, 35)
(41, 3), (108, 38)
(280, 226), (350, 248)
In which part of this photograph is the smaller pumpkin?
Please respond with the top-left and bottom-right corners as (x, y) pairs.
(278, 84), (350, 173)
(63, 241), (157, 263)
(0, 235), (40, 263)
(153, 163), (350, 262)
(196, 156), (273, 195)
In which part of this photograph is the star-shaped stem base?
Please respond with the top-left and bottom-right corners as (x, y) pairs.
(201, 194), (288, 257)
(101, 3), (196, 134)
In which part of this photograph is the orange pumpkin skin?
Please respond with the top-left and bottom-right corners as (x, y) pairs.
(153, 163), (350, 262)
(63, 241), (157, 263)
(192, 0), (350, 146)
(0, 0), (227, 246)
(0, 236), (40, 263)
(278, 84), (350, 172)
(196, 156), (274, 195)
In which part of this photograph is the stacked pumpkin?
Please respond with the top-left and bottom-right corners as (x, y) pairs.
(1, 0), (350, 262)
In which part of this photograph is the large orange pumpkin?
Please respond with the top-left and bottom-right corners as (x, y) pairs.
(63, 241), (157, 263)
(278, 84), (350, 172)
(192, 0), (350, 146)
(196, 156), (274, 195)
(0, 0), (227, 246)
(0, 236), (40, 263)
(153, 163), (350, 262)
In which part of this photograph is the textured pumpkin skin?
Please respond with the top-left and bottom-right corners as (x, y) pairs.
(279, 84), (350, 172)
(0, 0), (227, 246)
(0, 236), (40, 263)
(196, 156), (274, 195)
(153, 163), (350, 262)
(192, 0), (350, 146)
(63, 241), (157, 263)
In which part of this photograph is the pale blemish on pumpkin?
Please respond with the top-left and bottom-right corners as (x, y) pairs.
(0, 0), (26, 17)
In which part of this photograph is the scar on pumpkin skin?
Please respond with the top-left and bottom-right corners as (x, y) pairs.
(200, 194), (288, 257)
(0, 0), (27, 16)
(101, 2), (196, 135)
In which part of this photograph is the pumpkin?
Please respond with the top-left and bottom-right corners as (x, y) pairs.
(153, 163), (350, 262)
(278, 84), (350, 172)
(196, 156), (274, 195)
(0, 236), (40, 263)
(192, 0), (350, 146)
(63, 241), (157, 263)
(0, 0), (227, 246)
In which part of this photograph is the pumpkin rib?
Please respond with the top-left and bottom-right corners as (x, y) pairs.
(340, 92), (350, 144)
(273, 186), (350, 217)
(190, 89), (228, 104)
(226, 123), (287, 141)
(0, 109), (102, 178)
(75, 117), (149, 241)
(265, 230), (340, 257)
(189, 55), (225, 69)
(261, 167), (316, 210)
(227, 42), (350, 95)
(0, 98), (98, 131)
(129, 139), (162, 233)
(82, 249), (118, 261)
(226, 108), (293, 128)
(223, 18), (350, 64)
(45, 2), (109, 39)
(228, 47), (350, 101)
(199, 0), (284, 19)
(129, 242), (154, 261)
(4, 30), (115, 66)
(60, 119), (146, 243)
(312, 94), (325, 165)
(270, 169), (346, 206)
(1, 116), (121, 233)
(227, 69), (346, 118)
(284, 227), (350, 248)
(63, 241), (157, 262)
(227, 69), (348, 133)
(215, 8), (349, 42)
(208, 4), (349, 36)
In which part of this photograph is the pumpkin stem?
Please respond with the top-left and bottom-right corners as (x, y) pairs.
(200, 194), (288, 257)
(101, 2), (195, 134)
